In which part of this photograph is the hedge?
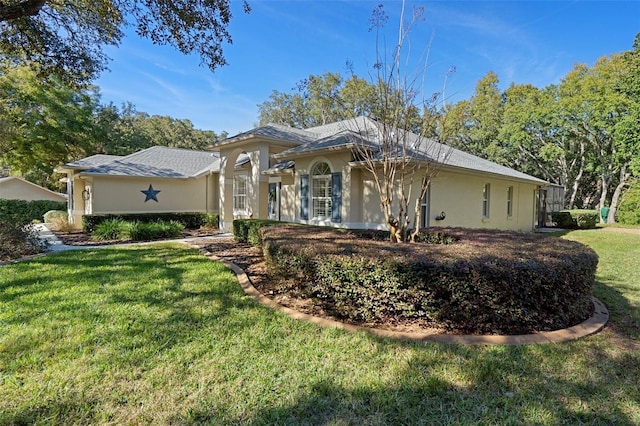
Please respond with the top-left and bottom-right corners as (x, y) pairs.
(232, 219), (296, 246)
(616, 183), (640, 225)
(551, 209), (599, 229)
(0, 199), (67, 225)
(82, 212), (218, 233)
(260, 226), (598, 335)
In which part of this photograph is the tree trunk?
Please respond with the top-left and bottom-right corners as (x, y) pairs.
(608, 166), (630, 224)
(568, 141), (586, 209)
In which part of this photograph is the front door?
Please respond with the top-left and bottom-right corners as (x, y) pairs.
(268, 182), (281, 220)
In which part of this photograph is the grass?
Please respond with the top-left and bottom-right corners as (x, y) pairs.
(0, 234), (639, 425)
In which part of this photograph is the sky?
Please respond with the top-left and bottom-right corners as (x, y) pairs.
(96, 0), (640, 136)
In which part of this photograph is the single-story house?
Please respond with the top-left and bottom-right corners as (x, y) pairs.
(58, 117), (548, 232)
(212, 116), (547, 232)
(0, 176), (67, 202)
(57, 147), (222, 227)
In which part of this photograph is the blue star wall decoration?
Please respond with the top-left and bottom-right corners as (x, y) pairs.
(141, 184), (161, 202)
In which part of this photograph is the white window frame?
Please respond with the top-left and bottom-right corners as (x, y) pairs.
(507, 186), (514, 217)
(482, 183), (491, 219)
(311, 162), (332, 220)
(233, 174), (249, 215)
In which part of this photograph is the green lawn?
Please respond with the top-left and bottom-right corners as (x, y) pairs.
(0, 235), (639, 425)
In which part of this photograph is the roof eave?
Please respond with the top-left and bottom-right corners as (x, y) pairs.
(208, 134), (304, 151)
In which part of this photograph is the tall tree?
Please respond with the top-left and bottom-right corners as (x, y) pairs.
(93, 103), (222, 155)
(0, 63), (96, 188)
(559, 54), (632, 216)
(445, 72), (504, 160)
(0, 0), (250, 86)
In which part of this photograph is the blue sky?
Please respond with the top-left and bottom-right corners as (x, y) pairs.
(96, 1), (640, 136)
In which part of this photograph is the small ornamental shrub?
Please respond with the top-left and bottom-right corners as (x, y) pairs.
(260, 226), (598, 335)
(43, 210), (68, 230)
(0, 220), (46, 261)
(616, 183), (640, 225)
(92, 218), (126, 241)
(551, 210), (599, 229)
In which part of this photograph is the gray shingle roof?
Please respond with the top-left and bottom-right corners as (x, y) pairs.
(271, 117), (547, 184)
(76, 147), (220, 178)
(217, 123), (316, 147)
(63, 154), (122, 170)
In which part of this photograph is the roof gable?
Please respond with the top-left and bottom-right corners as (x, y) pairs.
(78, 147), (220, 178)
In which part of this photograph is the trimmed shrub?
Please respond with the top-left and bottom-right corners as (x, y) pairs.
(83, 212), (218, 233)
(43, 210), (69, 230)
(233, 219), (291, 246)
(616, 183), (640, 225)
(551, 209), (599, 229)
(260, 226), (598, 335)
(0, 199), (66, 225)
(0, 220), (46, 261)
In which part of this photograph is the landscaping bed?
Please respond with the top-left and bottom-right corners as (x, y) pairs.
(259, 226), (599, 335)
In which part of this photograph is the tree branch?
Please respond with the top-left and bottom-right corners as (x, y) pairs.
(0, 0), (47, 21)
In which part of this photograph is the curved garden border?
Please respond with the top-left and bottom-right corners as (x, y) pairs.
(198, 249), (609, 345)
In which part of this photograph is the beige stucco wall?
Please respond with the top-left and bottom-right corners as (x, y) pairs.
(67, 173), (217, 228)
(429, 169), (537, 231)
(0, 178), (67, 202)
(281, 156), (539, 232)
(288, 152), (353, 227)
(214, 139), (541, 232)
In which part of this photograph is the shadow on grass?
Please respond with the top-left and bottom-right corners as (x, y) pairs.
(182, 341), (639, 425)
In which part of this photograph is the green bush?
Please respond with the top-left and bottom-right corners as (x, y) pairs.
(92, 219), (127, 241)
(551, 209), (599, 229)
(233, 219), (291, 246)
(0, 199), (67, 225)
(260, 226), (598, 335)
(0, 220), (46, 261)
(616, 183), (640, 225)
(123, 221), (185, 241)
(43, 210), (69, 230)
(92, 219), (185, 241)
(83, 212), (218, 233)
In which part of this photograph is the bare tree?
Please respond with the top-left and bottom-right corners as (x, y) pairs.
(347, 2), (452, 243)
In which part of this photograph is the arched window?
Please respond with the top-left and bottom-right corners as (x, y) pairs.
(311, 162), (332, 219)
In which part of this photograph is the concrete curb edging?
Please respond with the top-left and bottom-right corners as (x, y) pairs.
(198, 248), (609, 345)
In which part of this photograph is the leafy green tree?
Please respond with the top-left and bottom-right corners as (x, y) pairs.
(559, 54), (633, 219)
(0, 64), (96, 188)
(0, 0), (250, 86)
(92, 102), (221, 155)
(445, 72), (504, 160)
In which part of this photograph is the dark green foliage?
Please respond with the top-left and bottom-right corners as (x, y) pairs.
(616, 183), (640, 225)
(233, 219), (293, 246)
(92, 219), (185, 241)
(261, 226), (598, 334)
(0, 199), (67, 225)
(92, 218), (126, 241)
(0, 220), (46, 261)
(551, 210), (599, 229)
(83, 212), (218, 233)
(122, 221), (185, 241)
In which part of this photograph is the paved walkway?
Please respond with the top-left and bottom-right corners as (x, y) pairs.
(28, 224), (609, 346)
